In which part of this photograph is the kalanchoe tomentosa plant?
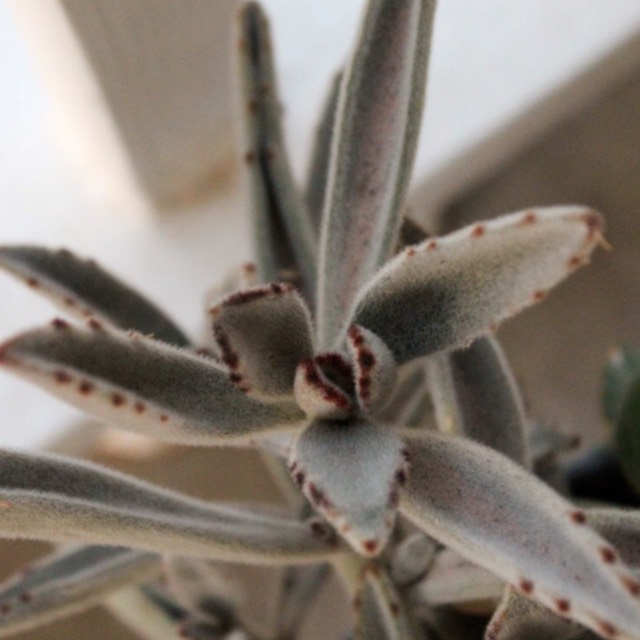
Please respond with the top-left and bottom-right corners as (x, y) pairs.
(0, 1), (638, 639)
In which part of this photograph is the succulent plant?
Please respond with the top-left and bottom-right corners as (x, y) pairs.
(0, 1), (639, 639)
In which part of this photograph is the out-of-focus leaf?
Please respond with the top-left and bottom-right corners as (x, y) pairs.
(426, 335), (528, 466)
(0, 322), (304, 446)
(355, 565), (424, 640)
(210, 283), (313, 398)
(353, 207), (603, 364)
(615, 377), (640, 495)
(409, 549), (503, 608)
(0, 246), (189, 346)
(390, 532), (436, 587)
(0, 449), (338, 564)
(0, 545), (160, 638)
(604, 347), (640, 425)
(288, 419), (407, 556)
(237, 2), (317, 293)
(317, 0), (437, 347)
(401, 432), (640, 640)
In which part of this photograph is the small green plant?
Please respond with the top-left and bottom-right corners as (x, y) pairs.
(0, 1), (638, 639)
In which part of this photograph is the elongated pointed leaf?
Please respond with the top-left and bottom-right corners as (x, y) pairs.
(288, 419), (407, 556)
(0, 322), (304, 445)
(355, 566), (423, 640)
(426, 335), (529, 466)
(237, 2), (316, 293)
(353, 207), (603, 363)
(0, 545), (160, 638)
(305, 71), (343, 232)
(0, 246), (189, 346)
(0, 449), (338, 564)
(401, 432), (640, 640)
(317, 0), (437, 347)
(210, 283), (313, 398)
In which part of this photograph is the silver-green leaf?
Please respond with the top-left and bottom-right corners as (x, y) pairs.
(0, 322), (304, 445)
(0, 246), (189, 346)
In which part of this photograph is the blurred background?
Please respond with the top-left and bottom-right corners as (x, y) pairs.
(1, 1), (640, 637)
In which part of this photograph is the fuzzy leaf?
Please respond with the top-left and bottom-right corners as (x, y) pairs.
(588, 508), (640, 568)
(355, 566), (423, 640)
(426, 335), (529, 466)
(485, 586), (581, 640)
(346, 325), (397, 415)
(614, 377), (640, 494)
(288, 419), (408, 556)
(305, 71), (343, 232)
(0, 246), (189, 346)
(0, 449), (338, 564)
(317, 0), (437, 347)
(237, 2), (316, 293)
(293, 354), (355, 421)
(401, 432), (640, 640)
(0, 322), (304, 445)
(604, 347), (640, 425)
(353, 207), (603, 363)
(0, 545), (159, 638)
(210, 283), (313, 398)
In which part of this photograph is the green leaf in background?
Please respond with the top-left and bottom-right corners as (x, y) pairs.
(604, 346), (640, 425)
(615, 375), (640, 494)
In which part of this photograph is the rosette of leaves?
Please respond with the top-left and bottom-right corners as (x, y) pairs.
(0, 1), (639, 639)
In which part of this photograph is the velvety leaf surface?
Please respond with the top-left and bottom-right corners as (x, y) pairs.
(0, 246), (189, 346)
(614, 377), (640, 494)
(237, 2), (316, 292)
(400, 432), (640, 640)
(304, 71), (342, 233)
(317, 0), (437, 347)
(604, 347), (640, 425)
(588, 508), (640, 568)
(356, 566), (423, 640)
(426, 335), (528, 466)
(485, 586), (581, 640)
(293, 354), (355, 421)
(346, 325), (397, 415)
(0, 322), (304, 445)
(353, 207), (603, 363)
(0, 545), (159, 638)
(210, 283), (313, 398)
(288, 419), (408, 556)
(0, 449), (338, 564)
